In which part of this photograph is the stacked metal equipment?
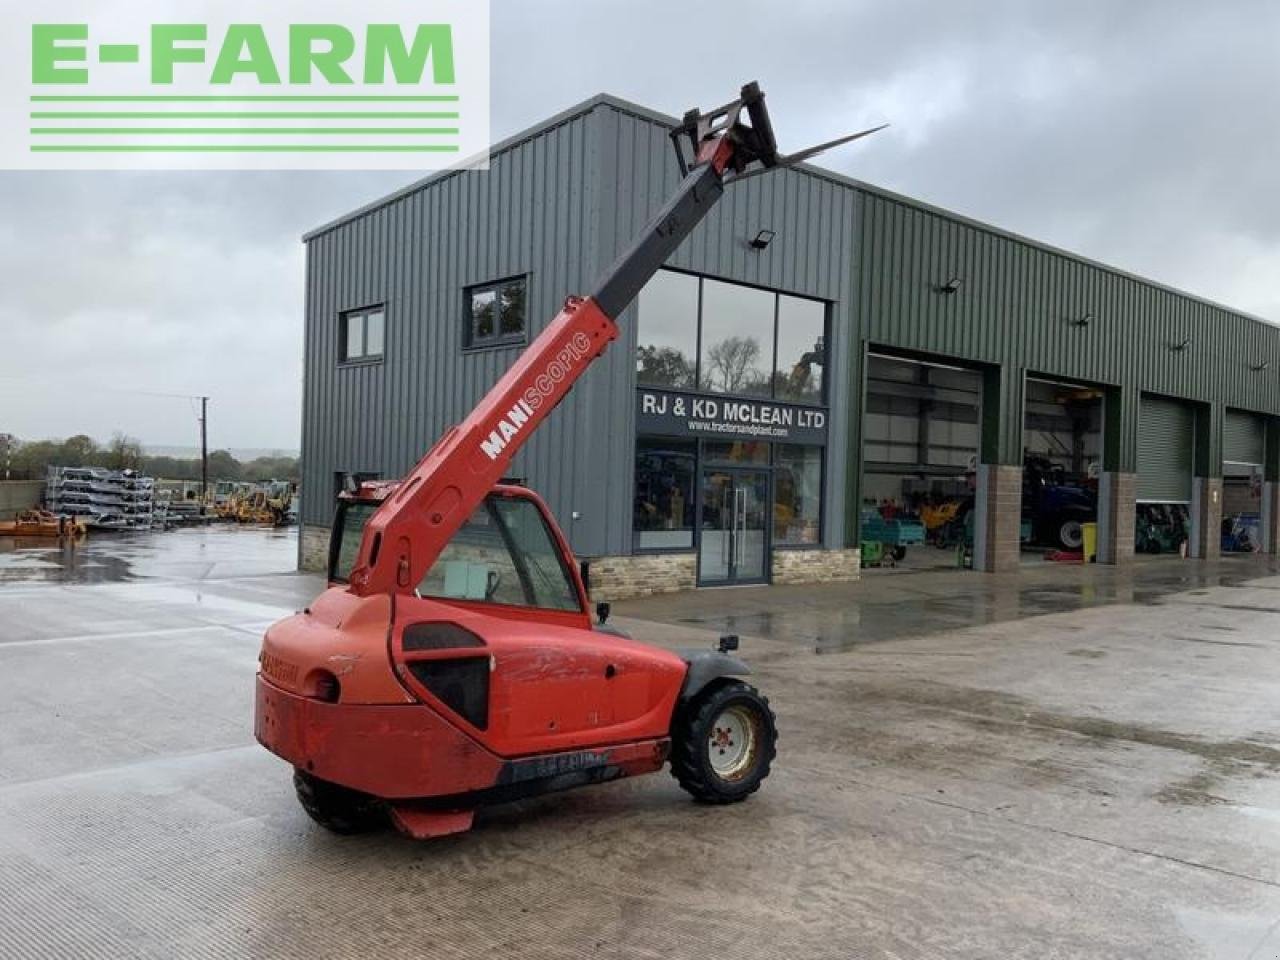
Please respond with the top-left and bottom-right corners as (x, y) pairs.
(45, 466), (156, 529)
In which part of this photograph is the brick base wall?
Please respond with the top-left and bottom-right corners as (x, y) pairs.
(1097, 471), (1136, 565)
(587, 553), (697, 600)
(300, 523), (329, 572)
(588, 547), (862, 600)
(1190, 476), (1223, 560)
(303, 529), (861, 601)
(1264, 482), (1280, 555)
(772, 547), (861, 584)
(974, 464), (1022, 573)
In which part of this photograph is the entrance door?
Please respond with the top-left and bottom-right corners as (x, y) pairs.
(699, 469), (769, 585)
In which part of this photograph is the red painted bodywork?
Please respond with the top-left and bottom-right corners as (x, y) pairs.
(255, 485), (687, 813)
(254, 86), (796, 832)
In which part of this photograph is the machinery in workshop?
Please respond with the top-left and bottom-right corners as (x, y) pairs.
(1135, 503), (1189, 555)
(1021, 382), (1101, 552)
(254, 83), (884, 840)
(1021, 455), (1097, 551)
(1221, 513), (1261, 553)
(860, 506), (926, 565)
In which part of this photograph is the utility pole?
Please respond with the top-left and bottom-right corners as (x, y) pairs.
(199, 396), (208, 515)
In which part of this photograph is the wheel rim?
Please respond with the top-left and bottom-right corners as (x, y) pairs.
(1060, 520), (1083, 549)
(707, 704), (760, 781)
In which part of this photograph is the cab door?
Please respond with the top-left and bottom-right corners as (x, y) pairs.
(391, 490), (684, 756)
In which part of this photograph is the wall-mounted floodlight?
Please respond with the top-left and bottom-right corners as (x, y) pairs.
(750, 229), (776, 250)
(1073, 312), (1094, 327)
(936, 277), (963, 294)
(1173, 337), (1192, 351)
(1253, 360), (1270, 372)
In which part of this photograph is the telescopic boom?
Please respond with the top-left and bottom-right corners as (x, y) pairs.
(347, 82), (882, 595)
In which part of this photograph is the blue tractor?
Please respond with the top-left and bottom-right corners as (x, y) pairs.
(1022, 456), (1097, 551)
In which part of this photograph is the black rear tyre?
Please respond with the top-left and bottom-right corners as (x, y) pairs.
(670, 680), (777, 804)
(292, 769), (385, 834)
(1056, 516), (1086, 550)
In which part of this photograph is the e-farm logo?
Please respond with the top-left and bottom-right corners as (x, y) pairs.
(1, 1), (490, 170)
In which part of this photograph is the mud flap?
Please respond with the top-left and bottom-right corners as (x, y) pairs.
(676, 650), (751, 702)
(388, 805), (475, 840)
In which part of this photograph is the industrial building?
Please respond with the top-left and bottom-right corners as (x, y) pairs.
(298, 93), (1280, 595)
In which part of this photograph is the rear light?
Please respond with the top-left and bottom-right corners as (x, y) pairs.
(303, 669), (341, 703)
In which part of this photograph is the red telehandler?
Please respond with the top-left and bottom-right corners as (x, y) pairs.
(255, 83), (883, 839)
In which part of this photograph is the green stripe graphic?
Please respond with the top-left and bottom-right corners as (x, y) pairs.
(31, 112), (459, 119)
(27, 93), (468, 157)
(32, 128), (460, 136)
(30, 95), (459, 102)
(31, 144), (463, 153)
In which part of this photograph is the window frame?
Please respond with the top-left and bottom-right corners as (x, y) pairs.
(638, 268), (830, 406)
(631, 435), (699, 553)
(417, 495), (585, 614)
(339, 305), (386, 365)
(464, 275), (529, 351)
(771, 442), (827, 550)
(630, 436), (827, 555)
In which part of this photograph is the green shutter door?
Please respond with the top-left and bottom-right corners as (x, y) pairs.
(1137, 395), (1194, 502)
(1223, 410), (1264, 467)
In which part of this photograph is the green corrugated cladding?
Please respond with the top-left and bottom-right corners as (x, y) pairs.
(846, 191), (1280, 539)
(1224, 409), (1266, 465)
(1137, 395), (1196, 502)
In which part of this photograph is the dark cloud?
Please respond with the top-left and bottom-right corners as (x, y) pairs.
(2, 0), (1276, 447)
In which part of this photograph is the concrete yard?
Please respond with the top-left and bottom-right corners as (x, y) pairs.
(4, 528), (1280, 958)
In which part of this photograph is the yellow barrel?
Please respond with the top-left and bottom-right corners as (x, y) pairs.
(1081, 522), (1098, 562)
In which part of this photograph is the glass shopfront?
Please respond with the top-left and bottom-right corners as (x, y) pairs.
(633, 270), (830, 585)
(633, 437), (826, 584)
(633, 438), (696, 550)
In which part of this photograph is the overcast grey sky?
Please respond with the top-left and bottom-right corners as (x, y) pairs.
(2, 0), (1277, 452)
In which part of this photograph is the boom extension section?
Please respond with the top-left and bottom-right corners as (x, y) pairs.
(348, 82), (882, 596)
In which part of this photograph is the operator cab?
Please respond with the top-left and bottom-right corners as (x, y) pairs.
(330, 485), (589, 625)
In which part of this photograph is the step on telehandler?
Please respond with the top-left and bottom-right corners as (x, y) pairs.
(255, 83), (883, 839)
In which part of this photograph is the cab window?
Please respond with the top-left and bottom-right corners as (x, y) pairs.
(330, 500), (378, 583)
(418, 497), (581, 612)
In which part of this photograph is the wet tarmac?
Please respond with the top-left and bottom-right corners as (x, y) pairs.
(5, 529), (1280, 958)
(0, 523), (298, 585)
(616, 553), (1280, 654)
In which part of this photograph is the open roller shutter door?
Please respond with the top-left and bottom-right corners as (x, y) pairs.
(1138, 396), (1194, 502)
(1224, 410), (1265, 467)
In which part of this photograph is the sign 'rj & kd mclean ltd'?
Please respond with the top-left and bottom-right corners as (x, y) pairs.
(636, 388), (828, 446)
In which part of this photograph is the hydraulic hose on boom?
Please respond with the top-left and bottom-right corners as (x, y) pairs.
(347, 82), (884, 596)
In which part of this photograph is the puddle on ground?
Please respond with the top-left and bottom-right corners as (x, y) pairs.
(644, 555), (1280, 654)
(0, 526), (298, 585)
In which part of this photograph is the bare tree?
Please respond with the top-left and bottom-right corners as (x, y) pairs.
(704, 336), (763, 393)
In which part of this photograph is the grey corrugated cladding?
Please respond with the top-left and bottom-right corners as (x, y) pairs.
(302, 92), (1280, 553)
(301, 102), (606, 552)
(300, 95), (855, 556)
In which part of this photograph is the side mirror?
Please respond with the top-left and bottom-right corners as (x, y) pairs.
(596, 601), (611, 624)
(718, 634), (739, 653)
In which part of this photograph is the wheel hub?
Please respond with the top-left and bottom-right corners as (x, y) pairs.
(708, 704), (758, 780)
